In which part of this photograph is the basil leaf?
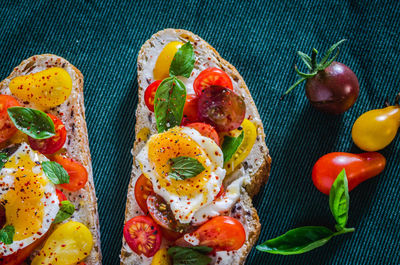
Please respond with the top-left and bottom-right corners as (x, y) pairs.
(329, 169), (349, 231)
(222, 131), (244, 163)
(168, 156), (205, 180)
(168, 246), (212, 265)
(154, 77), (186, 133)
(0, 152), (8, 169)
(0, 225), (15, 245)
(7, 107), (55, 139)
(53, 200), (75, 224)
(256, 226), (335, 255)
(42, 161), (70, 184)
(169, 42), (195, 78)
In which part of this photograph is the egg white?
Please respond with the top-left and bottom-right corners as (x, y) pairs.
(136, 127), (226, 224)
(0, 143), (59, 256)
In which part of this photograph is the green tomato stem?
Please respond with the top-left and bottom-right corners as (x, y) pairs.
(333, 227), (355, 236)
(280, 77), (307, 100)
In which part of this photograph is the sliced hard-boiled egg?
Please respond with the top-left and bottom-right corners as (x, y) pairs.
(0, 143), (59, 256)
(136, 127), (225, 224)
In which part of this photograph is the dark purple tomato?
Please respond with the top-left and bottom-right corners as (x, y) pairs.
(0, 204), (5, 228)
(197, 85), (246, 132)
(305, 61), (359, 114)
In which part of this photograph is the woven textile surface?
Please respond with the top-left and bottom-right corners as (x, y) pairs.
(0, 1), (399, 264)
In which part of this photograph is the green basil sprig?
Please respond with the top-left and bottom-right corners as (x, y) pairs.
(7, 107), (55, 139)
(222, 131), (244, 163)
(168, 156), (205, 180)
(154, 77), (187, 133)
(0, 152), (8, 169)
(257, 169), (355, 255)
(169, 42), (195, 78)
(168, 246), (212, 265)
(0, 225), (15, 245)
(53, 200), (75, 224)
(42, 161), (70, 185)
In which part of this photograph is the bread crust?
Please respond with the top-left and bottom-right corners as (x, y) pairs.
(0, 54), (101, 264)
(121, 29), (271, 265)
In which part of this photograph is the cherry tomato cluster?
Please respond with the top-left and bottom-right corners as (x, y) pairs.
(0, 94), (88, 195)
(144, 67), (247, 145)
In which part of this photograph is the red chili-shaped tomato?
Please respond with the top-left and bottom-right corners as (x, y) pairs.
(29, 113), (66, 154)
(134, 174), (154, 213)
(55, 189), (67, 205)
(186, 122), (220, 145)
(123, 216), (162, 258)
(184, 216), (246, 251)
(193, 67), (233, 95)
(52, 155), (88, 191)
(181, 94), (200, 125)
(0, 95), (20, 143)
(145, 80), (162, 112)
(312, 152), (386, 195)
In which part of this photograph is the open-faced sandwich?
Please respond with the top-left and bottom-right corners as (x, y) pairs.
(0, 55), (101, 264)
(120, 29), (271, 265)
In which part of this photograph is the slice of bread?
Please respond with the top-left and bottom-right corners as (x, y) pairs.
(0, 54), (101, 264)
(120, 29), (271, 265)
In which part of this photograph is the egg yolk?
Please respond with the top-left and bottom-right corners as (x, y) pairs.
(153, 41), (183, 80)
(147, 128), (213, 201)
(1, 153), (47, 241)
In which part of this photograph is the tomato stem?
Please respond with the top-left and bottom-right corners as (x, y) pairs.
(280, 77), (307, 100)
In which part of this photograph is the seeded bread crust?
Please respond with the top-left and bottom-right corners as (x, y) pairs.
(0, 54), (101, 264)
(121, 29), (271, 265)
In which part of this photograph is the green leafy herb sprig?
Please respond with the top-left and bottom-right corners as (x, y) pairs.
(53, 200), (75, 224)
(168, 156), (205, 180)
(168, 246), (212, 265)
(7, 107), (55, 139)
(0, 152), (8, 169)
(154, 42), (195, 133)
(221, 131), (244, 163)
(42, 161), (70, 185)
(257, 169), (355, 255)
(281, 39), (346, 100)
(0, 225), (15, 245)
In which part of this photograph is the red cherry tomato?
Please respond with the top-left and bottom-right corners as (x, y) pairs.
(123, 215), (162, 258)
(312, 152), (386, 195)
(193, 68), (233, 95)
(52, 155), (88, 192)
(186, 122), (220, 145)
(134, 174), (154, 213)
(197, 86), (246, 132)
(0, 95), (20, 143)
(186, 216), (246, 251)
(181, 94), (200, 125)
(0, 231), (48, 265)
(28, 113), (66, 154)
(55, 189), (67, 205)
(144, 80), (162, 112)
(161, 227), (183, 241)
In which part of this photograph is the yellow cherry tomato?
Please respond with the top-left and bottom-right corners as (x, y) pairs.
(352, 105), (400, 151)
(31, 221), (93, 265)
(153, 41), (183, 80)
(224, 119), (257, 175)
(151, 248), (172, 265)
(9, 67), (72, 108)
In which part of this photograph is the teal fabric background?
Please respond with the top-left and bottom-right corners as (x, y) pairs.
(1, 1), (399, 264)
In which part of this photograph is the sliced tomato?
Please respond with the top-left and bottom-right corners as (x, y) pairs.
(181, 94), (200, 125)
(193, 67), (233, 95)
(145, 80), (162, 112)
(0, 231), (48, 265)
(186, 216), (245, 251)
(123, 216), (162, 258)
(55, 189), (67, 205)
(135, 174), (154, 213)
(28, 113), (66, 154)
(52, 155), (88, 191)
(186, 122), (220, 145)
(0, 95), (20, 143)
